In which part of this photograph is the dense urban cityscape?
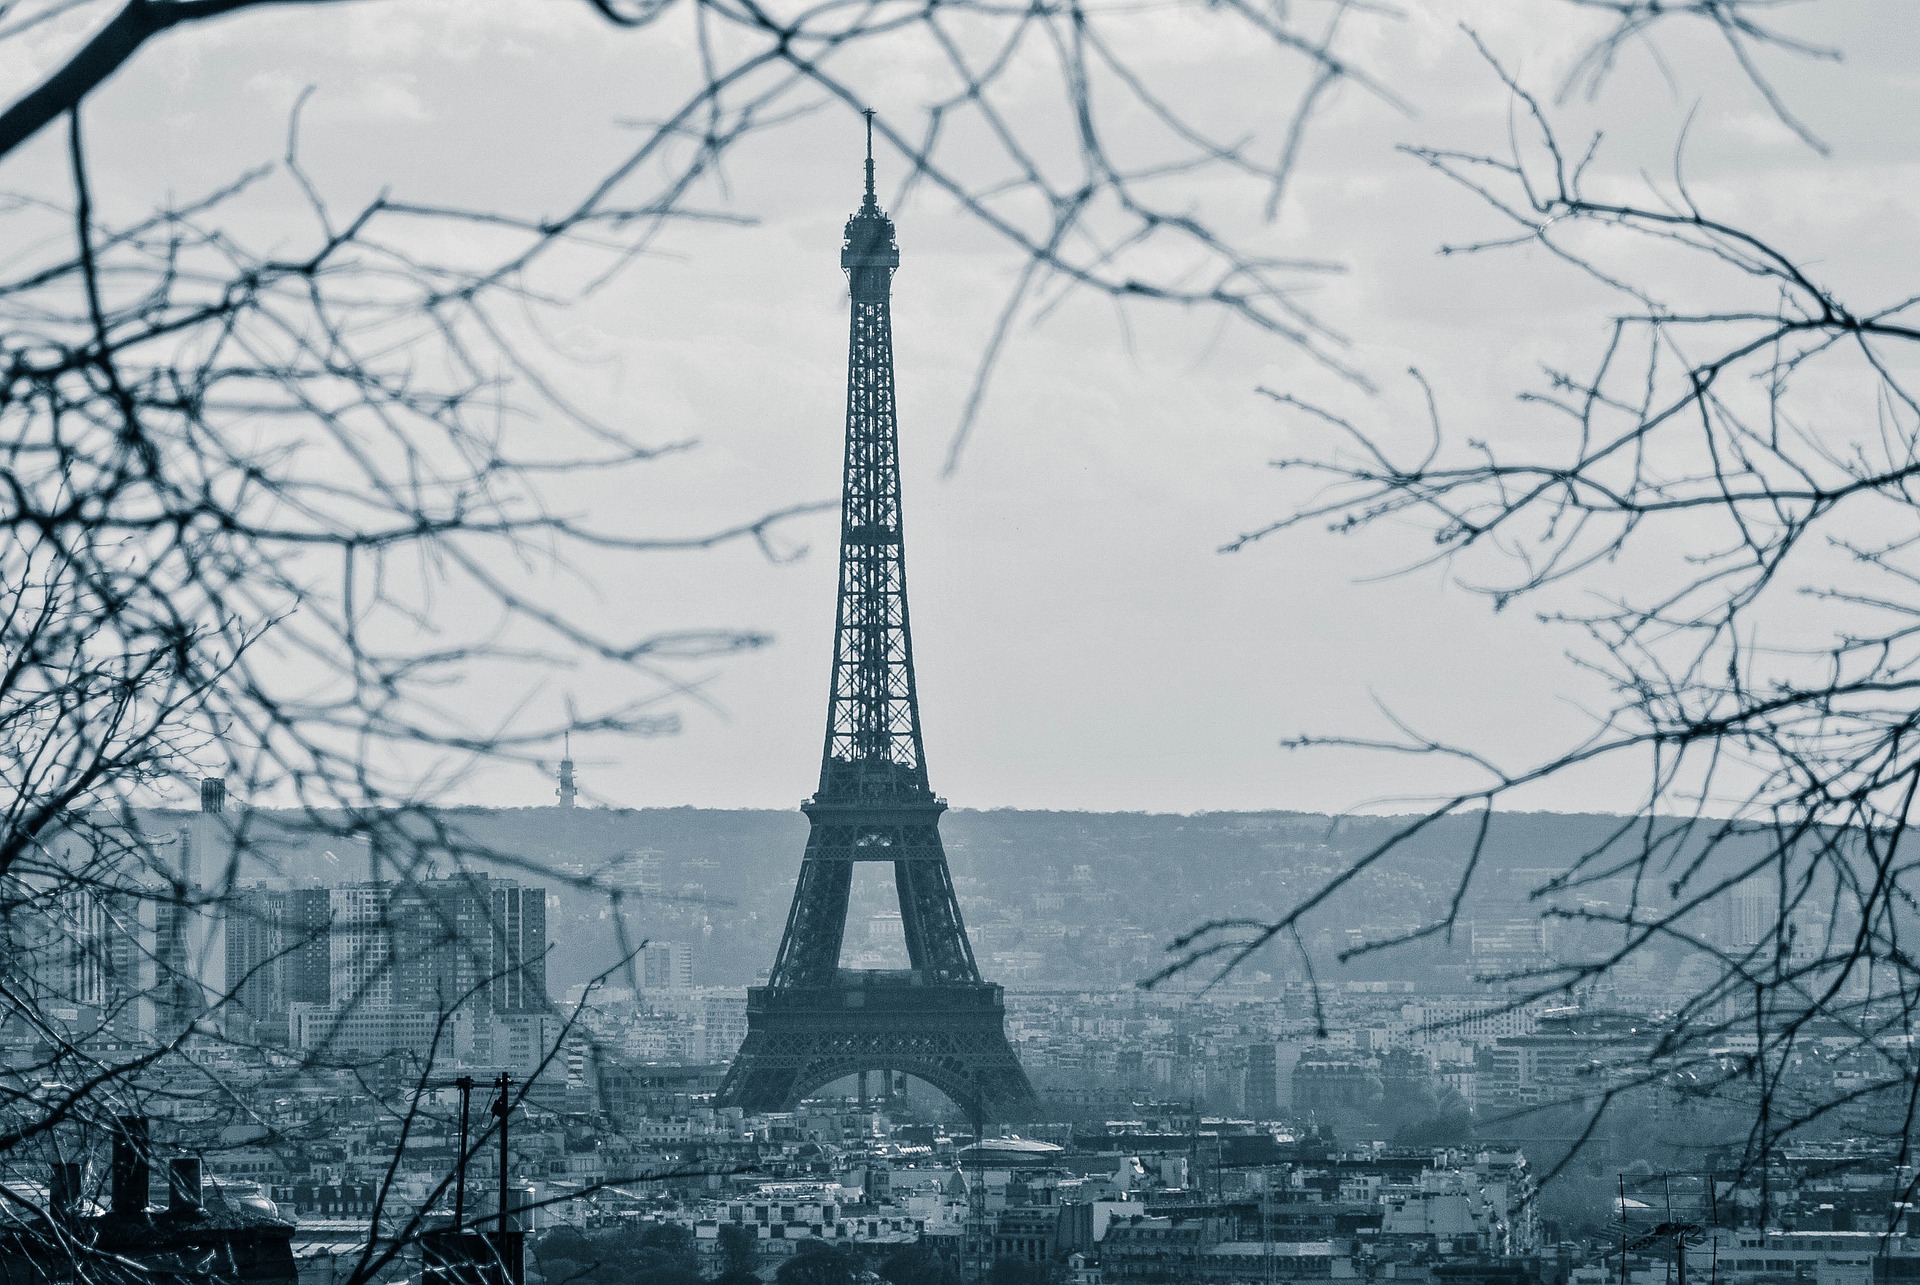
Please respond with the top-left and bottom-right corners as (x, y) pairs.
(5, 790), (1913, 1284)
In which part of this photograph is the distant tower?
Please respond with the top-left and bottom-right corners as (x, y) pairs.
(716, 117), (1036, 1123)
(556, 732), (578, 809)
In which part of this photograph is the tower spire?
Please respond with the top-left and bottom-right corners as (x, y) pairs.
(863, 108), (877, 208)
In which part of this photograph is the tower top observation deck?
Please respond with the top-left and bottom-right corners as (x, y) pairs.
(842, 110), (899, 302)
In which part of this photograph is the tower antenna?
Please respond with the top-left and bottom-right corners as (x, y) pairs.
(863, 108), (876, 205)
(556, 729), (578, 809)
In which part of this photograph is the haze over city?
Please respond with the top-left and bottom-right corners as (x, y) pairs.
(3, 5), (1919, 1285)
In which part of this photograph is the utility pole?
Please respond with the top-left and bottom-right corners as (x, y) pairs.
(453, 1075), (473, 1230)
(1621, 1175), (1630, 1285)
(968, 1105), (988, 1285)
(493, 1073), (513, 1232)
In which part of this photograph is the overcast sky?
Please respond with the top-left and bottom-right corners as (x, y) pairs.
(8, 0), (1915, 814)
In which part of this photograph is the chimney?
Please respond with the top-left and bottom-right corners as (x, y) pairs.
(49, 1162), (82, 1223)
(199, 778), (225, 814)
(505, 1183), (536, 1232)
(168, 1158), (203, 1217)
(110, 1117), (149, 1216)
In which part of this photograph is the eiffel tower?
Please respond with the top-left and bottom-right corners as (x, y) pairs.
(716, 120), (1037, 1124)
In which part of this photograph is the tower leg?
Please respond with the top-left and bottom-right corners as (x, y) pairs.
(768, 857), (853, 987)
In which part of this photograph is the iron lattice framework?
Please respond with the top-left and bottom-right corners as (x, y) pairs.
(716, 127), (1036, 1123)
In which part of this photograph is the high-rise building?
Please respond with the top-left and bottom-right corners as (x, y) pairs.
(1244, 1043), (1279, 1117)
(701, 993), (748, 1063)
(488, 880), (549, 1013)
(328, 874), (549, 1016)
(235, 873), (549, 1045)
(8, 821), (159, 1046)
(328, 883), (394, 1011)
(156, 777), (236, 1034)
(387, 879), (492, 1013)
(225, 889), (281, 1022)
(17, 879), (150, 1044)
(225, 887), (331, 1035)
(1728, 877), (1781, 949)
(284, 890), (333, 1005)
(640, 941), (692, 993)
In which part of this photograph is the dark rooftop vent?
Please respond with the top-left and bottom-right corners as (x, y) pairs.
(49, 1162), (82, 1223)
(168, 1157), (203, 1217)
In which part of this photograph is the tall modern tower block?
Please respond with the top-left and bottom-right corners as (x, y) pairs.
(716, 125), (1037, 1123)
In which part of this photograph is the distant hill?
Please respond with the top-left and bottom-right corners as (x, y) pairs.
(136, 805), (1757, 996)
